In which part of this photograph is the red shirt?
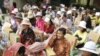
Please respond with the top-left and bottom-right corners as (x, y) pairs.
(44, 24), (55, 33)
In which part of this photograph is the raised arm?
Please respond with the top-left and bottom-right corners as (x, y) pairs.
(43, 27), (60, 47)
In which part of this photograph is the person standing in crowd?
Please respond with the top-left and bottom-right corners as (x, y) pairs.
(79, 41), (99, 56)
(20, 19), (36, 46)
(73, 21), (88, 48)
(49, 27), (70, 56)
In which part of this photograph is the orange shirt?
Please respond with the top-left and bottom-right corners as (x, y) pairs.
(52, 39), (70, 56)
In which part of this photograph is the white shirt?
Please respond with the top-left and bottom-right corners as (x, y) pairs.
(53, 17), (63, 26)
(66, 19), (72, 28)
(93, 25), (100, 34)
(46, 10), (56, 18)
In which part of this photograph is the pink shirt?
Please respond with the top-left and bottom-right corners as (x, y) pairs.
(36, 18), (45, 31)
(3, 43), (24, 56)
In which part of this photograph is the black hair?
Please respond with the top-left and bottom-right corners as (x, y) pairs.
(21, 28), (36, 44)
(81, 14), (86, 21)
(72, 12), (78, 18)
(18, 46), (25, 56)
(42, 9), (46, 16)
(58, 28), (66, 35)
(63, 13), (67, 17)
(13, 2), (17, 8)
(81, 28), (87, 33)
(49, 19), (54, 26)
(29, 17), (36, 26)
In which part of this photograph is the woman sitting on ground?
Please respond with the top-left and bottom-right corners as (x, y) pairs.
(73, 21), (88, 48)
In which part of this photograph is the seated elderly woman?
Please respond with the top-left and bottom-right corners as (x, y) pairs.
(73, 21), (88, 48)
(79, 41), (99, 56)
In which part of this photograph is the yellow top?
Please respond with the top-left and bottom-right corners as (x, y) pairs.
(91, 16), (96, 20)
(95, 17), (100, 25)
(73, 30), (88, 44)
(46, 47), (56, 56)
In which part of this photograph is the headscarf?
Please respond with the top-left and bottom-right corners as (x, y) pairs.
(4, 43), (25, 56)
